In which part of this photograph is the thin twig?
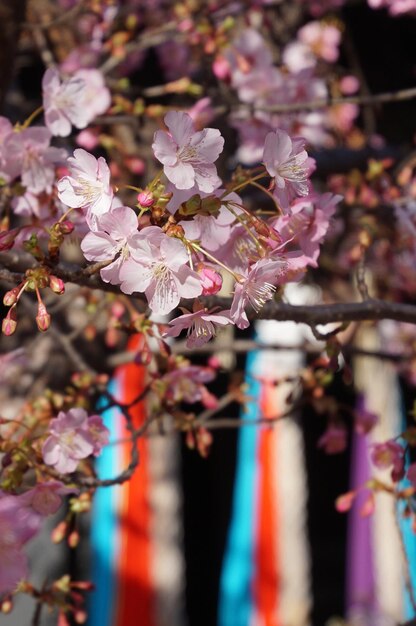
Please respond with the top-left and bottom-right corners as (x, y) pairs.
(240, 86), (416, 115)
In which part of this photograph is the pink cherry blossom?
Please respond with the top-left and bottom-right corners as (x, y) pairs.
(179, 205), (236, 252)
(76, 128), (100, 150)
(18, 481), (77, 516)
(0, 348), (26, 383)
(0, 117), (15, 180)
(231, 117), (273, 166)
(152, 111), (224, 192)
(263, 130), (311, 211)
(74, 68), (111, 119)
(215, 224), (259, 274)
(223, 28), (273, 91)
(81, 205), (142, 284)
(273, 193), (341, 266)
(368, 0), (416, 15)
(283, 42), (317, 73)
(298, 21), (341, 64)
(165, 307), (232, 348)
(354, 394), (378, 435)
(42, 67), (92, 137)
(86, 414), (110, 455)
(162, 364), (216, 404)
(230, 257), (288, 329)
(119, 228), (202, 315)
(42, 407), (109, 474)
(187, 97), (215, 130)
(0, 493), (42, 594)
(11, 191), (50, 219)
(371, 440), (405, 481)
(2, 127), (66, 194)
(165, 186), (240, 249)
(318, 424), (347, 454)
(57, 148), (113, 225)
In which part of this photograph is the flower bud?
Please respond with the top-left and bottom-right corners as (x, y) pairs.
(197, 265), (222, 295)
(70, 580), (95, 591)
(335, 491), (355, 513)
(207, 356), (221, 369)
(196, 427), (213, 458)
(36, 302), (51, 332)
(126, 157), (145, 175)
(74, 610), (87, 624)
(137, 190), (155, 207)
(2, 307), (17, 336)
(1, 598), (13, 614)
(51, 521), (67, 544)
(68, 530), (80, 548)
(212, 55), (230, 80)
(59, 220), (75, 235)
(0, 229), (17, 251)
(3, 286), (20, 306)
(49, 275), (65, 295)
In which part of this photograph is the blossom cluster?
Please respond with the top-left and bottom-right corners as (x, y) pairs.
(47, 109), (340, 347)
(0, 1), (415, 619)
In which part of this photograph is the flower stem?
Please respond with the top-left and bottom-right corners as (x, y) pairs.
(221, 170), (268, 198)
(189, 241), (241, 281)
(20, 106), (44, 130)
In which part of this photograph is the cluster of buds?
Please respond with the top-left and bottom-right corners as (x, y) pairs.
(2, 268), (65, 335)
(48, 219), (75, 261)
(185, 426), (214, 458)
(2, 280), (28, 336)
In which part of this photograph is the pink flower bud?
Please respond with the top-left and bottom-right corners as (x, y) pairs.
(137, 190), (155, 207)
(70, 581), (95, 591)
(59, 220), (75, 235)
(36, 302), (51, 332)
(317, 425), (347, 454)
(76, 129), (99, 150)
(0, 229), (17, 251)
(198, 265), (222, 295)
(212, 55), (230, 80)
(3, 286), (20, 306)
(340, 75), (360, 95)
(2, 307), (17, 336)
(58, 612), (71, 626)
(360, 493), (375, 518)
(196, 427), (213, 458)
(1, 598), (13, 614)
(52, 521), (68, 544)
(126, 157), (145, 175)
(335, 491), (356, 513)
(68, 530), (80, 548)
(186, 431), (196, 450)
(73, 610), (87, 625)
(207, 355), (221, 369)
(49, 275), (65, 295)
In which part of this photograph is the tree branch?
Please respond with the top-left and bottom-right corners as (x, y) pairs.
(239, 86), (416, 115)
(4, 256), (416, 330)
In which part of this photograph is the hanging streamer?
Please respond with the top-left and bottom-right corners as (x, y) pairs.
(90, 335), (186, 626)
(350, 326), (406, 625)
(219, 313), (311, 626)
